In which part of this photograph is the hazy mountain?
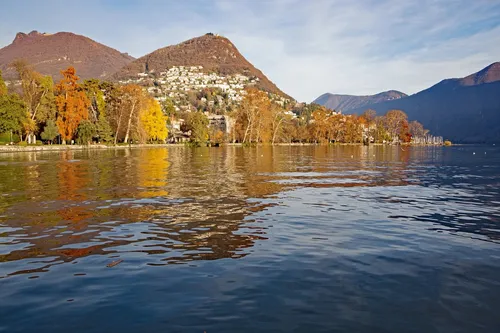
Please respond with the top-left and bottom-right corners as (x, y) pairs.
(347, 63), (500, 143)
(313, 90), (407, 112)
(111, 33), (291, 99)
(0, 30), (135, 80)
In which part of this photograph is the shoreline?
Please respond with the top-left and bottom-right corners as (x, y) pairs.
(0, 142), (449, 153)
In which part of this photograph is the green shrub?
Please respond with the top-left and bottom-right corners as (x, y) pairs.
(0, 132), (20, 143)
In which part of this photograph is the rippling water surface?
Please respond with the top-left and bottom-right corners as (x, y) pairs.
(1, 145), (499, 332)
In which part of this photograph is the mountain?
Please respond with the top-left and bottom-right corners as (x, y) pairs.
(313, 90), (407, 112)
(111, 33), (291, 99)
(0, 30), (134, 80)
(346, 62), (500, 143)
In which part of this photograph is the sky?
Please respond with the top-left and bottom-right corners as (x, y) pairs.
(1, 0), (499, 102)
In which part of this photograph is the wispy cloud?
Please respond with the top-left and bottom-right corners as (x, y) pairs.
(1, 0), (499, 101)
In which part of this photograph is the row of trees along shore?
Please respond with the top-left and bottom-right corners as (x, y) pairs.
(0, 63), (432, 146)
(0, 63), (167, 145)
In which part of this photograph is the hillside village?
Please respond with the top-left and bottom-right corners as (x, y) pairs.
(118, 65), (292, 112)
(117, 65), (295, 141)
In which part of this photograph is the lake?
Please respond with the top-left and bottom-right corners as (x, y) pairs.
(1, 145), (499, 332)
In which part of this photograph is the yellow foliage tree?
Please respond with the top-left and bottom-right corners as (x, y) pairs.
(235, 88), (272, 143)
(140, 98), (168, 142)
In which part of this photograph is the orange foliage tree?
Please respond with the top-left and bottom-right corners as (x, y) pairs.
(55, 67), (90, 144)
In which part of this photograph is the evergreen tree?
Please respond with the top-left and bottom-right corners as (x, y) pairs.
(96, 112), (113, 143)
(76, 120), (96, 145)
(40, 120), (59, 144)
(183, 112), (209, 145)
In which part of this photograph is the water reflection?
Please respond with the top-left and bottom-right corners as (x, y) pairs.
(0, 145), (499, 279)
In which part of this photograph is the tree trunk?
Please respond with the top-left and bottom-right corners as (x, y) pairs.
(114, 112), (123, 145)
(123, 103), (136, 144)
(272, 117), (284, 145)
(243, 120), (251, 144)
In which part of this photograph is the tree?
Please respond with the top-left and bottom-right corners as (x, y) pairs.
(41, 120), (59, 144)
(55, 67), (90, 144)
(0, 70), (7, 96)
(384, 110), (408, 141)
(310, 106), (331, 143)
(409, 120), (427, 138)
(235, 88), (272, 143)
(361, 109), (376, 123)
(140, 98), (168, 142)
(98, 81), (121, 144)
(374, 116), (391, 143)
(11, 60), (56, 143)
(0, 93), (26, 137)
(162, 97), (176, 120)
(183, 112), (209, 144)
(82, 79), (105, 122)
(120, 84), (144, 144)
(96, 112), (113, 143)
(76, 120), (95, 145)
(271, 103), (288, 144)
(343, 115), (362, 143)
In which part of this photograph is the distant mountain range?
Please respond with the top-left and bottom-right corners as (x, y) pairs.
(0, 31), (135, 79)
(314, 63), (500, 143)
(1, 30), (498, 142)
(313, 90), (407, 112)
(0, 31), (289, 99)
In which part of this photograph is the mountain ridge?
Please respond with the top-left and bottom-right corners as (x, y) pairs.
(111, 33), (292, 99)
(345, 62), (500, 142)
(0, 30), (135, 80)
(313, 90), (407, 112)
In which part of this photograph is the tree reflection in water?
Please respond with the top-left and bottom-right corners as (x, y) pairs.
(3, 145), (493, 279)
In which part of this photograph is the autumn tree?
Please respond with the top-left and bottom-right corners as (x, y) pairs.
(55, 67), (90, 144)
(361, 109), (376, 123)
(310, 106), (332, 143)
(270, 103), (290, 144)
(384, 110), (408, 142)
(120, 84), (145, 144)
(235, 88), (272, 143)
(409, 120), (427, 138)
(12, 60), (56, 143)
(400, 121), (412, 143)
(360, 109), (376, 142)
(140, 98), (168, 142)
(343, 115), (363, 143)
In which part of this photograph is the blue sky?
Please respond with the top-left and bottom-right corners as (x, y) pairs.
(1, 0), (499, 101)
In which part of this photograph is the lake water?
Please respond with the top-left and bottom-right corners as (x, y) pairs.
(0, 145), (499, 332)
